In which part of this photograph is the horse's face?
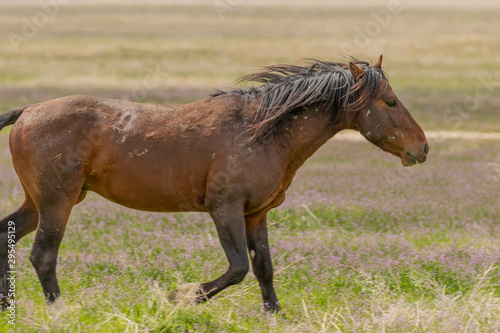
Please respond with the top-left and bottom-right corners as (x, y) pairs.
(350, 57), (429, 166)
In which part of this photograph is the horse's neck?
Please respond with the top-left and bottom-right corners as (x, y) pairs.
(278, 105), (341, 173)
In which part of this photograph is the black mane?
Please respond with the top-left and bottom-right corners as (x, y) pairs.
(212, 59), (386, 143)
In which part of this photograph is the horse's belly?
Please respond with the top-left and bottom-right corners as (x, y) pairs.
(89, 179), (207, 212)
(85, 160), (208, 213)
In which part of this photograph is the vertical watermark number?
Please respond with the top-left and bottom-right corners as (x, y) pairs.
(6, 221), (16, 326)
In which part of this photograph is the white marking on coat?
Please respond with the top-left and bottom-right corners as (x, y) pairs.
(128, 148), (149, 157)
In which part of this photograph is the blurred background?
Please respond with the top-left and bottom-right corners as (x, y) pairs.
(0, 0), (499, 132)
(0, 2), (499, 331)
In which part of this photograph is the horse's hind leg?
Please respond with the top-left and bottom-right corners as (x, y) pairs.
(0, 192), (39, 308)
(29, 199), (75, 304)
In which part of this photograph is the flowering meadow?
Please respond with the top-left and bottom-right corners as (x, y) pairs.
(1, 1), (499, 332)
(1, 131), (499, 332)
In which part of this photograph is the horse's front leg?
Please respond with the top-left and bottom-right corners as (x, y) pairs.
(168, 202), (249, 302)
(245, 213), (280, 313)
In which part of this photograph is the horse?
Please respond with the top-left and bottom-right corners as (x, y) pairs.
(0, 55), (428, 312)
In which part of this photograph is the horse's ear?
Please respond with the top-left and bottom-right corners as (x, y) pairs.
(374, 54), (383, 70)
(349, 62), (365, 81)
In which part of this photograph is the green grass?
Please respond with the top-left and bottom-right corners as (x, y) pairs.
(2, 200), (499, 332)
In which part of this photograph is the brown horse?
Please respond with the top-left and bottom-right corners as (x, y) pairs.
(0, 55), (428, 312)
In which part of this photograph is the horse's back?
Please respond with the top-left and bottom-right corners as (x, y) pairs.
(8, 94), (254, 212)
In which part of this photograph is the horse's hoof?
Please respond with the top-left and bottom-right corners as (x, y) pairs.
(167, 283), (203, 305)
(263, 301), (286, 317)
(0, 293), (10, 312)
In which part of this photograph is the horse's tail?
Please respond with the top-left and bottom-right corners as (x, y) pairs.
(0, 106), (28, 131)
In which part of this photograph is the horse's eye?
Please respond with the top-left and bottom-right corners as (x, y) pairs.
(386, 100), (397, 108)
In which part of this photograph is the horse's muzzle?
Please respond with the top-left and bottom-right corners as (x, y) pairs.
(403, 143), (429, 166)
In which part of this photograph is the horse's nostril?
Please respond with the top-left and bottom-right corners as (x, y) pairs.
(424, 143), (429, 156)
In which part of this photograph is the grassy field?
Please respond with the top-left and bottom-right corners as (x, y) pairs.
(0, 2), (500, 332)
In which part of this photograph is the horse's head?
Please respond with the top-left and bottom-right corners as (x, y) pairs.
(350, 55), (429, 166)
